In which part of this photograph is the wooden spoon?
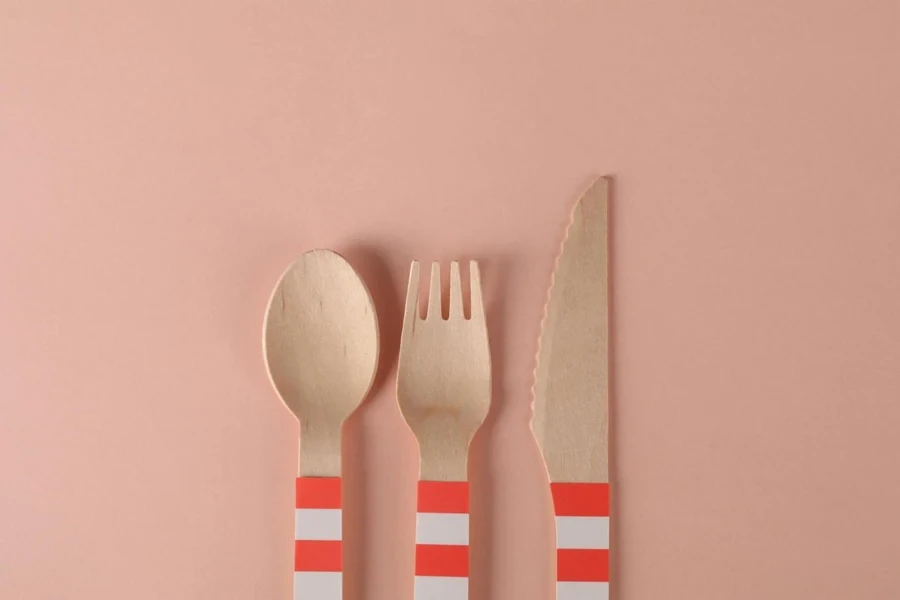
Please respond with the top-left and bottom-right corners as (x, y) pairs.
(263, 249), (379, 599)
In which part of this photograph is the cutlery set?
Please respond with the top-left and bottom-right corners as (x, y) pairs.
(263, 178), (610, 600)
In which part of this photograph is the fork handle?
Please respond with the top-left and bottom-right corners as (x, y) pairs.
(551, 482), (610, 599)
(294, 477), (342, 599)
(414, 480), (469, 598)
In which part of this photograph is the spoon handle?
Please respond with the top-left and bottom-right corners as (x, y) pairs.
(551, 482), (610, 599)
(414, 480), (469, 598)
(294, 477), (342, 598)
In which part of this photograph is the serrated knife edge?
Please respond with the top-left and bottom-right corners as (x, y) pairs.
(532, 177), (609, 484)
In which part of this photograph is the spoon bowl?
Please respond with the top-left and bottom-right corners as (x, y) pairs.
(263, 248), (379, 476)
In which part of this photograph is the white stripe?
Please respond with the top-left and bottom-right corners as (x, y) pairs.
(415, 576), (468, 599)
(295, 508), (342, 541)
(294, 571), (342, 599)
(556, 516), (609, 549)
(557, 581), (609, 600)
(416, 512), (469, 545)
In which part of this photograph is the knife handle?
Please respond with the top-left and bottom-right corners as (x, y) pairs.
(294, 477), (342, 598)
(415, 480), (470, 598)
(551, 482), (610, 599)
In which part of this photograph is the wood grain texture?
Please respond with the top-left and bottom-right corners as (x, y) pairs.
(263, 249), (379, 477)
(398, 261), (492, 482)
(532, 178), (609, 483)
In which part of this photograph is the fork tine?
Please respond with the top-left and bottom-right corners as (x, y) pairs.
(402, 261), (421, 333)
(448, 261), (463, 319)
(427, 261), (442, 320)
(469, 260), (485, 322)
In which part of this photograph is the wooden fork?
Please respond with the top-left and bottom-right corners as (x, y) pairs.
(397, 260), (492, 600)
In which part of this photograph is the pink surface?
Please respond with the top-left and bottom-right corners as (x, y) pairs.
(2, 2), (900, 599)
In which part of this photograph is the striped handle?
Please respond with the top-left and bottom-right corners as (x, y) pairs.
(551, 482), (610, 600)
(294, 477), (342, 599)
(415, 480), (469, 598)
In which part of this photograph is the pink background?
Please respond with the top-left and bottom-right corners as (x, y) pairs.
(2, 2), (900, 598)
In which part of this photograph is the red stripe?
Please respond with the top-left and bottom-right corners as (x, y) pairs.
(415, 544), (469, 577)
(294, 540), (342, 572)
(557, 549), (609, 582)
(418, 480), (468, 513)
(550, 482), (609, 517)
(296, 477), (342, 509)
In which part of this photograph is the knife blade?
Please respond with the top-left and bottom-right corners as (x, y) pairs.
(532, 177), (610, 598)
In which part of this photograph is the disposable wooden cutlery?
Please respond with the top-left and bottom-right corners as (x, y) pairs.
(398, 261), (492, 599)
(263, 249), (379, 599)
(532, 179), (610, 599)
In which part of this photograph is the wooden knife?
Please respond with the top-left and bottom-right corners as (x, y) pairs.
(532, 177), (610, 599)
